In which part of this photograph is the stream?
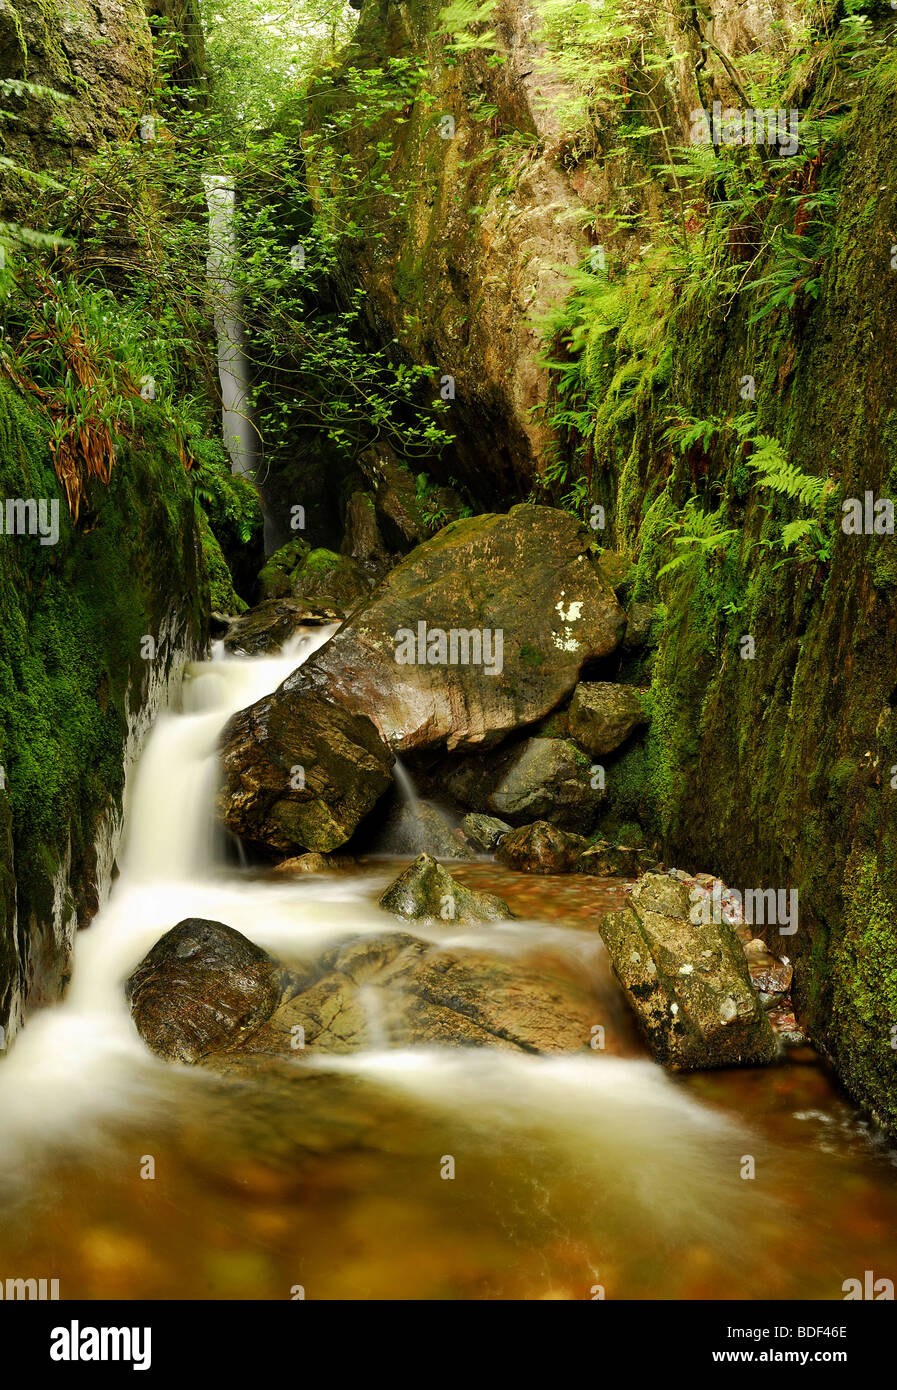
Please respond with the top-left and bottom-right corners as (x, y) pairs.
(1, 633), (896, 1301)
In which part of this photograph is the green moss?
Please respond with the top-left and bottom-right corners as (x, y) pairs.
(196, 506), (247, 614)
(519, 642), (544, 668)
(0, 379), (206, 1012)
(831, 851), (897, 1133)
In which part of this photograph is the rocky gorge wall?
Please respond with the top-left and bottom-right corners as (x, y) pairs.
(0, 384), (208, 1046)
(313, 0), (897, 1132)
(0, 0), (210, 1043)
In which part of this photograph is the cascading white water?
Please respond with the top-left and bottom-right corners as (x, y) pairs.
(0, 628), (753, 1253)
(203, 174), (255, 479)
(0, 628), (339, 1166)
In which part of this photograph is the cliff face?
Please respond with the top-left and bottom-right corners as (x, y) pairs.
(316, 0), (897, 1133)
(0, 0), (154, 183)
(0, 385), (208, 1044)
(314, 0), (803, 501)
(311, 0), (590, 501)
(0, 0), (209, 1043)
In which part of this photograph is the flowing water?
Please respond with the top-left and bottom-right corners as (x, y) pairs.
(203, 175), (255, 482)
(1, 634), (896, 1301)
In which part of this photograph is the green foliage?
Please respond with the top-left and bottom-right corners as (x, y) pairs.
(661, 414), (836, 568)
(657, 498), (740, 580)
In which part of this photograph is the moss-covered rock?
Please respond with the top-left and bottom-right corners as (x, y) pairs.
(599, 875), (777, 1070)
(196, 505), (247, 616)
(378, 852), (513, 923)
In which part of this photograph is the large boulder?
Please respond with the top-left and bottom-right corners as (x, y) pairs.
(271, 505), (625, 756)
(568, 682), (648, 757)
(598, 874), (777, 1070)
(126, 919), (284, 1064)
(219, 688), (394, 853)
(379, 853), (513, 923)
(218, 505), (624, 858)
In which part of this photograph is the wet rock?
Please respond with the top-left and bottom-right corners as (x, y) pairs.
(461, 813), (513, 852)
(269, 505), (625, 756)
(568, 682), (648, 758)
(379, 853), (514, 923)
(223, 597), (342, 655)
(486, 737), (602, 833)
(341, 490), (390, 567)
(623, 602), (660, 652)
(219, 688), (394, 854)
(272, 852), (356, 875)
(743, 938), (793, 995)
(370, 801), (475, 860)
(229, 931), (596, 1058)
(126, 919), (283, 1064)
(496, 821), (588, 875)
(598, 873), (777, 1070)
(766, 1002), (806, 1048)
(290, 548), (373, 612)
(577, 841), (659, 877)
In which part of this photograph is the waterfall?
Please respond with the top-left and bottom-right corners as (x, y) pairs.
(0, 627), (338, 1164)
(202, 174), (255, 479)
(392, 756), (423, 815)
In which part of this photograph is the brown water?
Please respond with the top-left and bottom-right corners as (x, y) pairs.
(1, 862), (895, 1302)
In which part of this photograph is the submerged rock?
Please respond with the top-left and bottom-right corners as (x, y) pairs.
(598, 874), (777, 1070)
(126, 919), (283, 1064)
(496, 822), (588, 875)
(461, 812), (513, 852)
(379, 853), (514, 923)
(272, 852), (356, 875)
(219, 688), (394, 853)
(138, 929), (597, 1063)
(128, 913), (599, 1063)
(568, 682), (648, 757)
(577, 841), (659, 878)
